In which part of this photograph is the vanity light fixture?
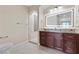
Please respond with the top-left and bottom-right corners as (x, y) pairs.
(54, 6), (58, 10)
(49, 6), (58, 14)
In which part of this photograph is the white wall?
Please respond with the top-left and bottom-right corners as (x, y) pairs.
(39, 6), (45, 29)
(0, 6), (28, 44)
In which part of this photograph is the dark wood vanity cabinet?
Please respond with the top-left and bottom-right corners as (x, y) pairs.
(39, 31), (79, 54)
(54, 33), (63, 51)
(40, 31), (54, 48)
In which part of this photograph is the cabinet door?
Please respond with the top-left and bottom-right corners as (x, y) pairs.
(54, 33), (63, 50)
(46, 32), (54, 48)
(40, 31), (47, 46)
(64, 33), (76, 53)
(63, 33), (76, 53)
(64, 39), (76, 54)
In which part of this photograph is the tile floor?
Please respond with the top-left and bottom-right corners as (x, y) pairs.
(4, 41), (65, 54)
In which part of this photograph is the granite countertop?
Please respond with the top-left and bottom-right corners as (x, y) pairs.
(39, 28), (79, 34)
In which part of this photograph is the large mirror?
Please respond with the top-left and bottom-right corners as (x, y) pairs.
(58, 11), (74, 27)
(45, 9), (74, 28)
(46, 14), (58, 26)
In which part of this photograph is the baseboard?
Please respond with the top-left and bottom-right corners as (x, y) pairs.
(29, 41), (38, 45)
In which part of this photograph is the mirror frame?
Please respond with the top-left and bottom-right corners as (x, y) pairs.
(45, 9), (74, 28)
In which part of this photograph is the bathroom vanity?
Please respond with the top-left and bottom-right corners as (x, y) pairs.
(39, 31), (79, 54)
(39, 6), (79, 54)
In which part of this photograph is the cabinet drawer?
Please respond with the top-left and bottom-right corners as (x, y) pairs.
(47, 32), (53, 35)
(64, 37), (75, 41)
(55, 33), (63, 39)
(64, 34), (75, 39)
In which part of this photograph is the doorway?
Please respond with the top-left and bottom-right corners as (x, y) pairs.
(28, 6), (39, 45)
